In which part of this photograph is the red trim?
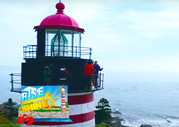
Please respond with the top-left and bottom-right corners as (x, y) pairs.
(34, 25), (84, 33)
(33, 111), (94, 125)
(68, 93), (94, 105)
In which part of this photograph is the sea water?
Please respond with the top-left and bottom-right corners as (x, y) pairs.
(94, 72), (179, 127)
(1, 67), (179, 127)
(0, 66), (21, 103)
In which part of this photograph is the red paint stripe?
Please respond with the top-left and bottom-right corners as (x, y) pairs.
(33, 111), (94, 125)
(68, 93), (94, 105)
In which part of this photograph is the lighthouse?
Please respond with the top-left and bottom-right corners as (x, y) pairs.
(61, 87), (66, 111)
(10, 1), (104, 127)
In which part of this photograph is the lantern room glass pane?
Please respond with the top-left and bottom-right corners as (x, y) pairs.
(45, 29), (72, 57)
(61, 30), (72, 57)
(73, 32), (81, 57)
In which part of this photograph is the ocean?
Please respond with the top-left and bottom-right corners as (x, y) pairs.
(94, 72), (179, 127)
(0, 66), (21, 103)
(1, 67), (179, 127)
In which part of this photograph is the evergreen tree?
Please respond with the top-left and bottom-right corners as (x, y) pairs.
(95, 98), (112, 124)
(0, 98), (19, 120)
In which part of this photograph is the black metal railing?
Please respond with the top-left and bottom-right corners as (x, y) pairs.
(69, 73), (104, 93)
(9, 73), (104, 93)
(91, 73), (104, 90)
(23, 45), (37, 59)
(97, 73), (104, 90)
(10, 73), (21, 93)
(23, 45), (92, 59)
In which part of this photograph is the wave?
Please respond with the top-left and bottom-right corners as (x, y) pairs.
(120, 112), (179, 127)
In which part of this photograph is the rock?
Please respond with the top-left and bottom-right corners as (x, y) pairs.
(140, 124), (153, 127)
(113, 111), (122, 115)
(110, 117), (128, 127)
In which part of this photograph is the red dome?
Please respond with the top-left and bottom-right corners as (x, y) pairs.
(40, 14), (79, 28)
(34, 2), (84, 33)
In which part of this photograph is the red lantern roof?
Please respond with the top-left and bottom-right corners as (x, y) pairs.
(34, 2), (84, 33)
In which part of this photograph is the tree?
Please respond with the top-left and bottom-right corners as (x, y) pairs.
(95, 98), (112, 124)
(0, 98), (19, 120)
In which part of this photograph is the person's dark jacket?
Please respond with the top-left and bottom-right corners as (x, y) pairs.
(94, 64), (103, 74)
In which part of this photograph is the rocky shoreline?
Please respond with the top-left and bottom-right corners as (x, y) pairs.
(110, 111), (153, 127)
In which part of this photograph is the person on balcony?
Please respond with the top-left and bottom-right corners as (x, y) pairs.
(93, 61), (103, 88)
(84, 61), (95, 89)
(43, 66), (51, 85)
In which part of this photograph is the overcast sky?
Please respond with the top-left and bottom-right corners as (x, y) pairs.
(1, 0), (179, 80)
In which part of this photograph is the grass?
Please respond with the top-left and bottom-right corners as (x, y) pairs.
(0, 123), (20, 127)
(96, 124), (107, 127)
(0, 115), (19, 127)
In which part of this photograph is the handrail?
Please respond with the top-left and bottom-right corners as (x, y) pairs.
(9, 73), (104, 93)
(92, 73), (104, 90)
(23, 45), (92, 59)
(10, 73), (21, 93)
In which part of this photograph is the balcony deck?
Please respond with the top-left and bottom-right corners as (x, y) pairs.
(10, 73), (104, 93)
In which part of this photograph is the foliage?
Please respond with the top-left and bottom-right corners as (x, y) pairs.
(0, 115), (9, 124)
(0, 115), (19, 127)
(0, 122), (20, 127)
(96, 124), (108, 127)
(66, 102), (69, 108)
(0, 98), (19, 120)
(95, 98), (112, 124)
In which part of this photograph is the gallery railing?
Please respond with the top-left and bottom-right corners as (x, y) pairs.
(23, 45), (92, 59)
(10, 73), (21, 93)
(9, 73), (104, 93)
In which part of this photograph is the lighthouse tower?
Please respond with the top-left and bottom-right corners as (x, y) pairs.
(10, 1), (104, 127)
(61, 87), (66, 111)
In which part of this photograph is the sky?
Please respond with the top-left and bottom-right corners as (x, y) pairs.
(1, 0), (179, 82)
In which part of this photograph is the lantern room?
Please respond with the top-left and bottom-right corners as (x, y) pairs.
(24, 2), (91, 59)
(34, 2), (84, 58)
